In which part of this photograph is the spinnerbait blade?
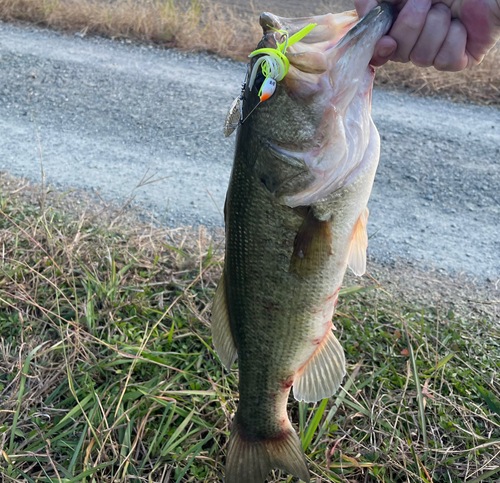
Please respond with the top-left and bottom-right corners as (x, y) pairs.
(224, 95), (242, 138)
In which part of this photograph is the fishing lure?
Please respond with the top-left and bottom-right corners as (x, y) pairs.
(249, 22), (316, 101)
(224, 22), (317, 138)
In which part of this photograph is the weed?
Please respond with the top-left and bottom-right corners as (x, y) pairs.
(0, 175), (499, 482)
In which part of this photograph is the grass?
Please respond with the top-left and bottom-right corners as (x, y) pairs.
(376, 56), (500, 105)
(0, 175), (499, 482)
(0, 0), (498, 105)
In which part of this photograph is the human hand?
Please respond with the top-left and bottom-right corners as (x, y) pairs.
(354, 0), (500, 70)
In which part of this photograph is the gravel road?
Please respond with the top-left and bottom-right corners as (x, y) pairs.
(1, 22), (499, 280)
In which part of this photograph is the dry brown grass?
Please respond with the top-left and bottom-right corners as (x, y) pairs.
(0, 0), (498, 104)
(377, 48), (500, 105)
(0, 0), (260, 57)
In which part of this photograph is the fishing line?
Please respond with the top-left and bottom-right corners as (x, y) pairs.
(224, 22), (317, 138)
(162, 125), (226, 141)
(248, 22), (317, 101)
(165, 23), (319, 142)
(240, 101), (261, 125)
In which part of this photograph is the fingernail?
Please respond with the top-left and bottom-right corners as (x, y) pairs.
(378, 45), (395, 57)
(413, 0), (430, 11)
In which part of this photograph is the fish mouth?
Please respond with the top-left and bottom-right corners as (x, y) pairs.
(243, 6), (393, 207)
(326, 3), (393, 108)
(250, 4), (393, 106)
(336, 3), (393, 49)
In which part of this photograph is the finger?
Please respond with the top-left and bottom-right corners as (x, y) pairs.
(388, 0), (432, 63)
(354, 0), (380, 18)
(370, 36), (397, 66)
(459, 0), (500, 62)
(409, 4), (451, 67)
(434, 19), (468, 71)
(355, 0), (414, 17)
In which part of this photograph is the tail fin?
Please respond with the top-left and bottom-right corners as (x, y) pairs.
(225, 414), (310, 483)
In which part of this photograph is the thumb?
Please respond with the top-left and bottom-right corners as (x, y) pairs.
(370, 36), (397, 66)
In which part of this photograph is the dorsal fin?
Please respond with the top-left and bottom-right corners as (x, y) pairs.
(211, 273), (237, 370)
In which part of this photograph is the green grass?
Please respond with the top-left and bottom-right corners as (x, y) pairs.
(0, 181), (499, 482)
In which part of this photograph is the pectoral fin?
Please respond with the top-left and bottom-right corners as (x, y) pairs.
(347, 207), (369, 277)
(211, 273), (237, 370)
(290, 209), (333, 278)
(293, 328), (346, 403)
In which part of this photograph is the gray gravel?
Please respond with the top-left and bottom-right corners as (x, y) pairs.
(0, 22), (499, 280)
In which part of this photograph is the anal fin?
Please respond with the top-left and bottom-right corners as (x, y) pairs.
(347, 207), (369, 277)
(211, 273), (237, 370)
(293, 328), (346, 403)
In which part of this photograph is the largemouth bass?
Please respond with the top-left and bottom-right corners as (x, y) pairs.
(212, 5), (392, 482)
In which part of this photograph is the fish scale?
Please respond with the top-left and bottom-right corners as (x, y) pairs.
(211, 5), (393, 483)
(227, 114), (348, 439)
